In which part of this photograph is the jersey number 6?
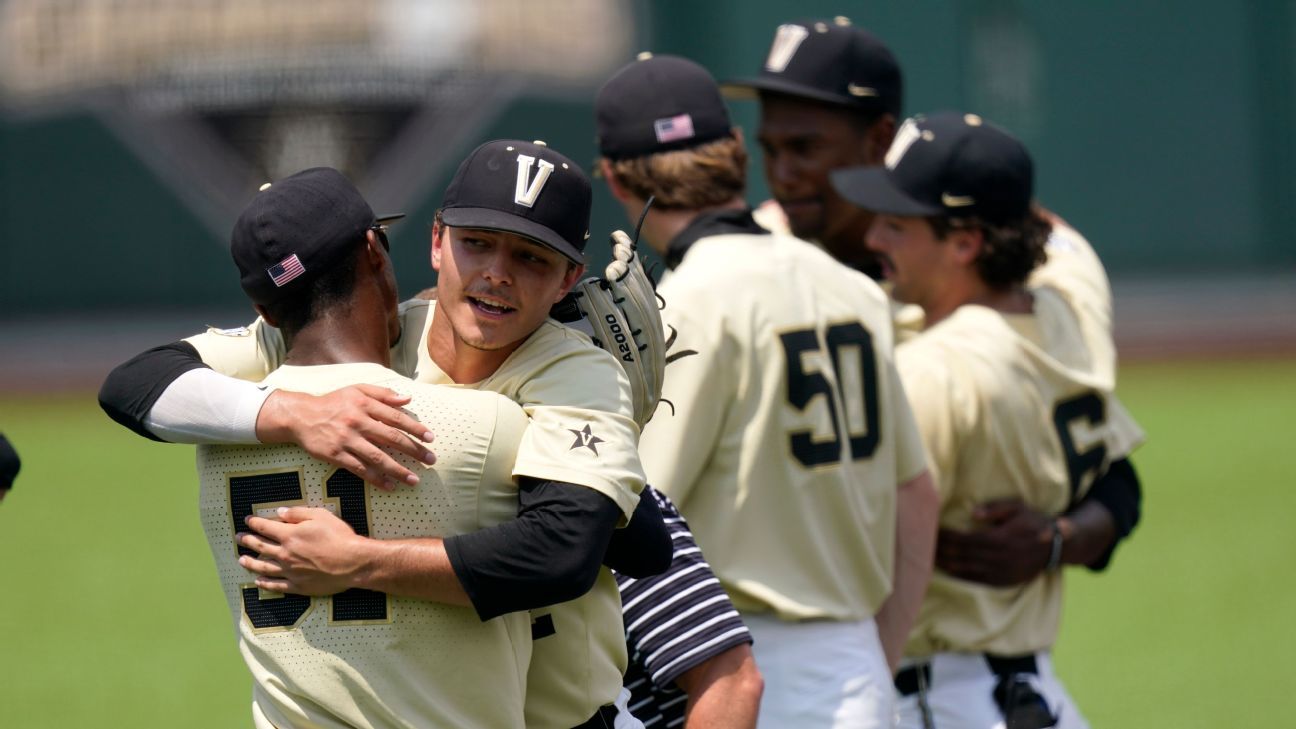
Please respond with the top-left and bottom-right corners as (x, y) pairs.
(780, 321), (880, 467)
(228, 469), (388, 630)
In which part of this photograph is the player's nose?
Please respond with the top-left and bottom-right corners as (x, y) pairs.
(480, 250), (514, 284)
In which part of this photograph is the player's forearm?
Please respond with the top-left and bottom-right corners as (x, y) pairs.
(1058, 500), (1117, 569)
(875, 469), (939, 672)
(349, 537), (472, 607)
(678, 644), (763, 729)
(1067, 457), (1141, 571)
(98, 340), (268, 444)
(445, 478), (622, 620)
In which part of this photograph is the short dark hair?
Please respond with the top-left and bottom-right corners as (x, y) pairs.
(260, 239), (365, 346)
(929, 207), (1052, 290)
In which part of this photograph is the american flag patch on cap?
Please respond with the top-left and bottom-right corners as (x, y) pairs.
(267, 254), (305, 287)
(654, 113), (695, 144)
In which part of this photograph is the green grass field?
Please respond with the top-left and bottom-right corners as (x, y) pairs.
(1, 357), (1293, 727)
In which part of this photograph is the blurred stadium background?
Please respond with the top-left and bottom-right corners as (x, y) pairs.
(1, 1), (1293, 727)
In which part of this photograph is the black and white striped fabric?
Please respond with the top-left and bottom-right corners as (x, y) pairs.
(615, 487), (753, 727)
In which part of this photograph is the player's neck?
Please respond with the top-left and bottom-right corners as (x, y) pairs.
(282, 310), (393, 369)
(925, 278), (1032, 326)
(423, 312), (522, 384)
(636, 197), (747, 256)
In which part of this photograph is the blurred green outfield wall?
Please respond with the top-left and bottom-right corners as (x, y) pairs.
(1, 0), (1292, 315)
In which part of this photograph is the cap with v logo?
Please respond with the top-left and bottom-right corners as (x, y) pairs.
(722, 17), (902, 117)
(830, 111), (1034, 224)
(441, 139), (592, 264)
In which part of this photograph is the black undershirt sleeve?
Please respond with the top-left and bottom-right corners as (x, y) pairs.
(444, 477), (622, 621)
(98, 341), (209, 442)
(1072, 457), (1142, 571)
(603, 485), (673, 578)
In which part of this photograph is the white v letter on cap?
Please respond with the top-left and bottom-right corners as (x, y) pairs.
(765, 24), (810, 72)
(514, 154), (555, 208)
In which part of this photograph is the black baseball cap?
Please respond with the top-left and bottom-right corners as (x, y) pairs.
(0, 434), (20, 491)
(596, 53), (734, 159)
(440, 139), (591, 264)
(830, 112), (1034, 224)
(723, 17), (902, 118)
(230, 167), (404, 307)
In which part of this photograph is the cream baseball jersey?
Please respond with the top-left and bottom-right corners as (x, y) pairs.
(198, 362), (531, 729)
(186, 301), (640, 729)
(898, 300), (1145, 657)
(1029, 218), (1117, 388)
(641, 231), (929, 622)
(186, 299), (645, 519)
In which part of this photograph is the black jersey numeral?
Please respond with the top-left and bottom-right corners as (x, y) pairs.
(1053, 392), (1108, 505)
(228, 469), (388, 630)
(780, 321), (881, 467)
(324, 470), (388, 622)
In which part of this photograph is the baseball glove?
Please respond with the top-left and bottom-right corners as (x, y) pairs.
(551, 230), (666, 427)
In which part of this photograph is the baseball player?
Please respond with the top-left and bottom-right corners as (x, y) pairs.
(0, 433), (20, 502)
(733, 17), (1144, 590)
(832, 112), (1145, 728)
(99, 140), (667, 728)
(593, 54), (938, 728)
(197, 166), (540, 727)
(725, 17), (901, 278)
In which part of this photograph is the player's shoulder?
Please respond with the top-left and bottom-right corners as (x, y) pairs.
(519, 318), (620, 367)
(486, 319), (628, 407)
(1030, 217), (1110, 297)
(901, 307), (1015, 372)
(752, 198), (790, 235)
(397, 297), (434, 331)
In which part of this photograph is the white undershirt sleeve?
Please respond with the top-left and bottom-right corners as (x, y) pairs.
(143, 368), (272, 444)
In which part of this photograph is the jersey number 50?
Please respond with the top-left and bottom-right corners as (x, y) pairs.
(780, 322), (880, 467)
(228, 469), (388, 630)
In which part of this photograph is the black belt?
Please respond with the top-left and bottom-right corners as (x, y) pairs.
(570, 702), (619, 729)
(895, 653), (1039, 697)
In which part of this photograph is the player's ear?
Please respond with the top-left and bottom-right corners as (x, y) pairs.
(253, 304), (281, 328)
(555, 261), (586, 301)
(949, 225), (984, 266)
(364, 229), (385, 263)
(430, 223), (445, 271)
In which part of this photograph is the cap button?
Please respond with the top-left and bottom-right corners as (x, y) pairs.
(258, 182), (272, 191)
(533, 140), (548, 147)
(637, 51), (653, 61)
(964, 113), (983, 126)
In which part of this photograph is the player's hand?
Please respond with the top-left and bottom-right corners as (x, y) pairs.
(254, 385), (436, 490)
(935, 499), (1053, 586)
(237, 507), (368, 596)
